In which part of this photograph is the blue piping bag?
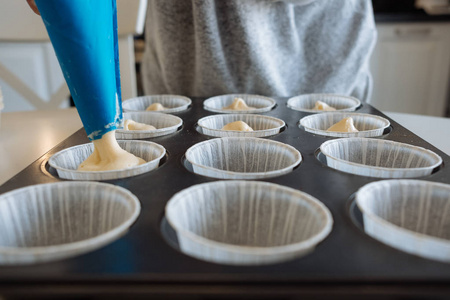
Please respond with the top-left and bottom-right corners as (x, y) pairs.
(35, 0), (122, 141)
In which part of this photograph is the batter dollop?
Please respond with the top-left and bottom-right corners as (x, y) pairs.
(77, 131), (146, 171)
(326, 117), (359, 132)
(223, 98), (255, 110)
(313, 101), (336, 111)
(146, 103), (166, 111)
(222, 121), (254, 131)
(124, 119), (156, 131)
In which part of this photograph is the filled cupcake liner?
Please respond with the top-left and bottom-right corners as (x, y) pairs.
(197, 114), (285, 138)
(0, 181), (140, 265)
(122, 95), (192, 113)
(320, 138), (442, 178)
(356, 180), (450, 263)
(203, 94), (276, 114)
(49, 140), (166, 181)
(287, 94), (361, 113)
(115, 112), (183, 139)
(166, 180), (333, 265)
(299, 112), (390, 138)
(185, 137), (302, 179)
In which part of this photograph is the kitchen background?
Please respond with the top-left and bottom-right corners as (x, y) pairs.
(0, 0), (449, 117)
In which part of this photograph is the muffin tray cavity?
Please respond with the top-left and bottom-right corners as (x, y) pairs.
(0, 97), (449, 298)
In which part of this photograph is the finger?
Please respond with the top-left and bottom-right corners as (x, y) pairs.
(26, 0), (41, 15)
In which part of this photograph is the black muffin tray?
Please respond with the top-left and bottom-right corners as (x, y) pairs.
(0, 97), (449, 299)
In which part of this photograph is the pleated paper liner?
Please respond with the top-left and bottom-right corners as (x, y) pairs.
(203, 94), (276, 114)
(122, 95), (192, 113)
(287, 93), (361, 113)
(185, 137), (302, 179)
(165, 180), (333, 266)
(116, 112), (183, 139)
(356, 180), (450, 263)
(0, 182), (140, 265)
(319, 138), (442, 178)
(300, 112), (390, 138)
(197, 114), (285, 138)
(49, 140), (166, 181)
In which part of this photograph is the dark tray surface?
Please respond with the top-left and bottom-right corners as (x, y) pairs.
(0, 98), (449, 291)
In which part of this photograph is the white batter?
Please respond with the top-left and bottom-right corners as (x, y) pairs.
(223, 98), (255, 110)
(327, 117), (359, 132)
(222, 121), (254, 131)
(77, 131), (146, 171)
(146, 103), (166, 111)
(313, 101), (336, 111)
(124, 119), (156, 131)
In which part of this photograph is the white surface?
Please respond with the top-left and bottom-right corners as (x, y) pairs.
(0, 42), (70, 111)
(0, 36), (137, 112)
(385, 112), (450, 156)
(0, 0), (148, 112)
(0, 0), (148, 41)
(0, 109), (449, 186)
(370, 23), (450, 117)
(0, 108), (82, 185)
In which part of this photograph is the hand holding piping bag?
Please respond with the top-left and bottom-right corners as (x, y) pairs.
(32, 0), (145, 171)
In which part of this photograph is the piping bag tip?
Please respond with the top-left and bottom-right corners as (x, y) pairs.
(35, 0), (122, 140)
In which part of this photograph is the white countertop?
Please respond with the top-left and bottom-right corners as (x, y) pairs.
(0, 108), (82, 185)
(0, 108), (449, 186)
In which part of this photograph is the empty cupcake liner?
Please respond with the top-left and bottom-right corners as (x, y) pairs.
(320, 138), (442, 178)
(300, 112), (390, 138)
(203, 94), (276, 114)
(115, 112), (183, 139)
(185, 137), (302, 179)
(0, 181), (140, 265)
(287, 94), (361, 113)
(166, 180), (333, 265)
(356, 180), (450, 263)
(197, 114), (285, 138)
(122, 95), (192, 113)
(49, 140), (166, 181)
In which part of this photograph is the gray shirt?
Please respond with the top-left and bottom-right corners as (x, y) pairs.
(141, 0), (377, 101)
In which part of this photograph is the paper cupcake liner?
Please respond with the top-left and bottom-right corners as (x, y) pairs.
(320, 138), (442, 178)
(49, 140), (166, 181)
(287, 94), (361, 113)
(166, 180), (333, 265)
(300, 113), (390, 138)
(115, 112), (183, 139)
(203, 94), (276, 114)
(185, 137), (302, 179)
(197, 114), (285, 138)
(122, 95), (192, 113)
(0, 181), (140, 265)
(356, 180), (450, 263)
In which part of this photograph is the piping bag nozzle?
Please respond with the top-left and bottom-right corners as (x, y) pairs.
(35, 0), (122, 141)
